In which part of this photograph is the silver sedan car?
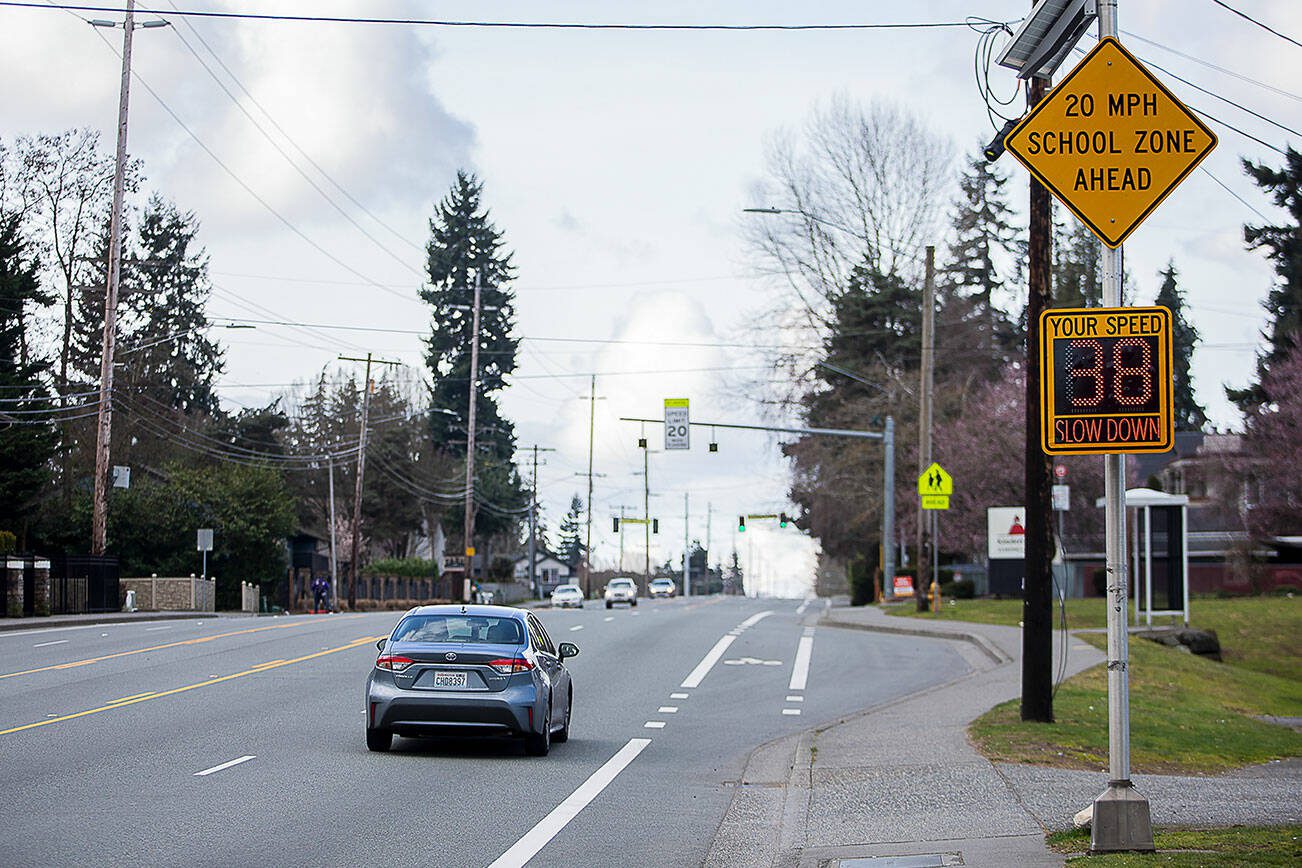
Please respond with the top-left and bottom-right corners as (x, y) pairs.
(365, 605), (578, 756)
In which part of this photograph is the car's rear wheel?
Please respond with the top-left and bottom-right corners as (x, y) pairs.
(554, 691), (572, 743)
(366, 727), (392, 752)
(525, 704), (552, 756)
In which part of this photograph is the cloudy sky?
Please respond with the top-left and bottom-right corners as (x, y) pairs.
(2, 1), (1297, 596)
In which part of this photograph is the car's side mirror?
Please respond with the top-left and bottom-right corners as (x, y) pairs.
(558, 642), (579, 660)
(376, 638), (387, 651)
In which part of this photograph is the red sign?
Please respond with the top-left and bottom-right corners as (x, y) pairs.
(1054, 464), (1068, 479)
(892, 575), (915, 598)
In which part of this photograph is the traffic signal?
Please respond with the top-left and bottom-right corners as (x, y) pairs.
(652, 519), (659, 534)
(779, 512), (790, 528)
(612, 517), (620, 532)
(738, 515), (746, 532)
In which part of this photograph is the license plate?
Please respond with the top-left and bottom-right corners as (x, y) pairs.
(434, 671), (467, 688)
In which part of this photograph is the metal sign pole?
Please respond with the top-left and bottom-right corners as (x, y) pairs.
(1091, 0), (1153, 854)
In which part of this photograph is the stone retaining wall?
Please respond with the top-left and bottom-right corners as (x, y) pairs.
(121, 576), (215, 612)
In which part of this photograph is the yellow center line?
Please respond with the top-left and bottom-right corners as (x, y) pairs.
(0, 615), (364, 681)
(108, 692), (155, 703)
(0, 635), (386, 737)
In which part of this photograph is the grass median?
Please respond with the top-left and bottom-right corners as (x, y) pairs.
(936, 596), (1302, 774)
(1048, 825), (1302, 866)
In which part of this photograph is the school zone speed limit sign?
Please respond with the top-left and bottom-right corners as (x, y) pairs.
(664, 398), (690, 450)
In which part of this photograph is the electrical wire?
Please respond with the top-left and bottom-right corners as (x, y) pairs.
(1207, 0), (1302, 50)
(82, 24), (421, 308)
(1122, 30), (1302, 103)
(3, 3), (999, 32)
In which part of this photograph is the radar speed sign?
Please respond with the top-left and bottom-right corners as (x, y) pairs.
(1040, 306), (1173, 455)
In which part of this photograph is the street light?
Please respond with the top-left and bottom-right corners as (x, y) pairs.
(88, 1), (172, 556)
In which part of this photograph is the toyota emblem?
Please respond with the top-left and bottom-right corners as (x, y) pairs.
(444, 652), (457, 661)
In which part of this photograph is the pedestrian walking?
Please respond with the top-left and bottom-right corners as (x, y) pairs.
(311, 576), (328, 613)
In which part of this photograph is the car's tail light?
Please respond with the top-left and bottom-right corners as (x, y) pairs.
(487, 658), (534, 675)
(375, 654), (413, 672)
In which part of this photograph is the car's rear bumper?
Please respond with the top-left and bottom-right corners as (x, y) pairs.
(367, 678), (540, 736)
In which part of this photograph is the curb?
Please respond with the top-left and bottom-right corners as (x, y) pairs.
(820, 614), (1013, 665)
(0, 611), (242, 633)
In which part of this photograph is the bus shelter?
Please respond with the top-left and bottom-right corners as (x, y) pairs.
(1096, 487), (1189, 627)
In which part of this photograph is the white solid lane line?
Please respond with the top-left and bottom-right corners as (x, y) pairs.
(193, 755), (256, 777)
(795, 600), (810, 615)
(657, 706), (678, 713)
(643, 721), (666, 729)
(488, 738), (652, 868)
(737, 610), (773, 631)
(569, 625), (584, 632)
(144, 626), (172, 632)
(680, 635), (735, 689)
(32, 640), (69, 648)
(789, 632), (815, 692)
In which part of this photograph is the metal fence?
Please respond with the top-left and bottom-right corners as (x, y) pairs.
(48, 555), (119, 614)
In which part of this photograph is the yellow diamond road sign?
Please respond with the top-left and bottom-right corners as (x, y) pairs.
(918, 462), (952, 510)
(1005, 37), (1217, 248)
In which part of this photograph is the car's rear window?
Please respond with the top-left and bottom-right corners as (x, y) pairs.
(392, 614), (524, 645)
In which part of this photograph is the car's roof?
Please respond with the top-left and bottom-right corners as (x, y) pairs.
(404, 604), (527, 619)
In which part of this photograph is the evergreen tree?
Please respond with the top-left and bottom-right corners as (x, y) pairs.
(1228, 147), (1302, 411)
(120, 196), (224, 415)
(0, 213), (56, 545)
(557, 494), (585, 567)
(942, 153), (1020, 362)
(1053, 220), (1102, 308)
(421, 171), (525, 538)
(1154, 261), (1207, 431)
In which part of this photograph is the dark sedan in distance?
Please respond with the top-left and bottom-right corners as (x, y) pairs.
(365, 604), (578, 756)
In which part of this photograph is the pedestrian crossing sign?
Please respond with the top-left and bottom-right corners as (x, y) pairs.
(918, 462), (953, 510)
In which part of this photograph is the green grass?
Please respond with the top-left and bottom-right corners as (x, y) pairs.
(969, 632), (1302, 774)
(1048, 825), (1302, 866)
(885, 595), (1301, 681)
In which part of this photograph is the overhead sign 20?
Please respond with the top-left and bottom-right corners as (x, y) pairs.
(1005, 37), (1217, 248)
(1040, 306), (1173, 455)
(664, 398), (690, 450)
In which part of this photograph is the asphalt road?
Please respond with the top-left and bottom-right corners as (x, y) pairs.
(0, 595), (968, 867)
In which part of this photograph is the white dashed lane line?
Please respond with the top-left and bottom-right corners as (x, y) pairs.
(781, 709), (802, 716)
(488, 738), (651, 868)
(603, 617), (614, 622)
(644, 721), (666, 729)
(194, 755), (256, 777)
(657, 706), (678, 713)
(785, 695), (803, 703)
(32, 640), (69, 648)
(680, 610), (773, 689)
(670, 692), (688, 700)
(569, 625), (584, 632)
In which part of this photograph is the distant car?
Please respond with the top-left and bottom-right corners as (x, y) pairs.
(551, 584), (584, 608)
(648, 578), (676, 599)
(604, 577), (638, 609)
(364, 604), (578, 756)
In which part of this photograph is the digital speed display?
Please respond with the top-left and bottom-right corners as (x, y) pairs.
(1040, 307), (1173, 455)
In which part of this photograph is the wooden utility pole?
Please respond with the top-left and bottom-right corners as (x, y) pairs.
(89, 0), (137, 556)
(339, 353), (399, 609)
(583, 375), (598, 597)
(915, 246), (936, 611)
(462, 273), (482, 603)
(1023, 70), (1056, 723)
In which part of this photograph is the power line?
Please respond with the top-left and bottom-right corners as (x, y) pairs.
(82, 24), (420, 308)
(1199, 166), (1272, 223)
(3, 3), (996, 31)
(1123, 30), (1302, 103)
(1208, 0), (1302, 50)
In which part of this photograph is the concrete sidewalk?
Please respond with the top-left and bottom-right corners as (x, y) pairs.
(0, 610), (250, 632)
(707, 602), (1300, 867)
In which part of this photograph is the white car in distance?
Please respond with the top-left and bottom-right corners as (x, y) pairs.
(604, 577), (638, 609)
(551, 584), (584, 608)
